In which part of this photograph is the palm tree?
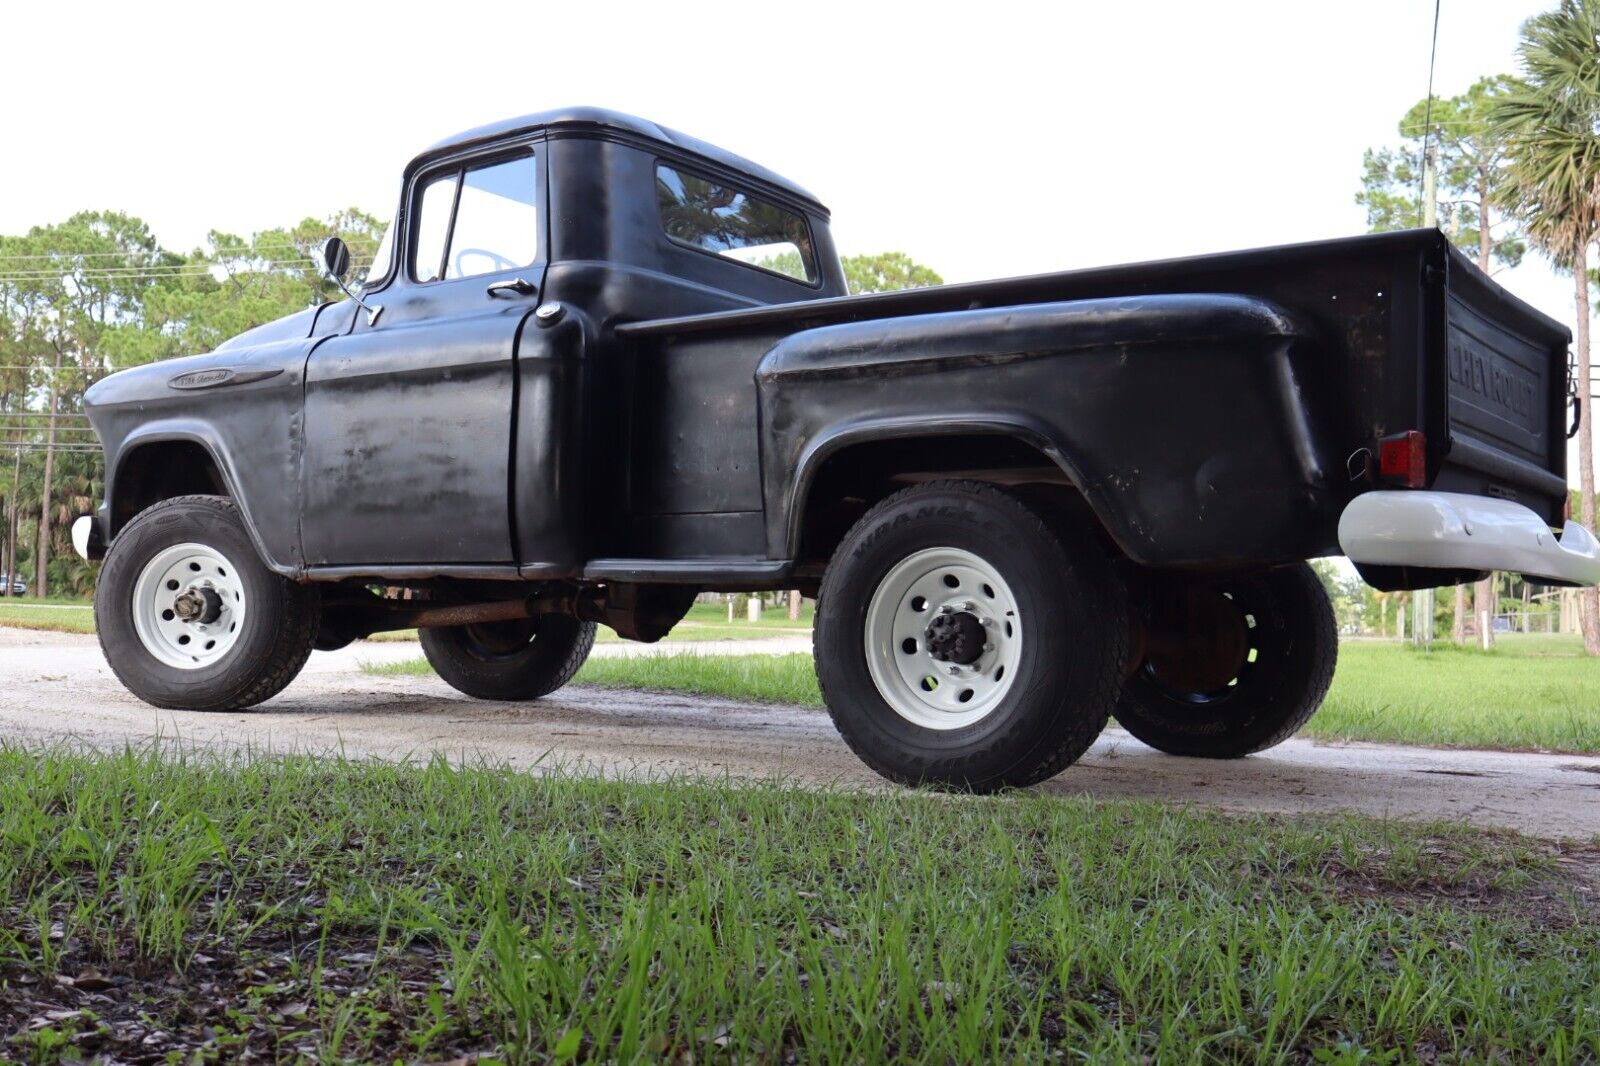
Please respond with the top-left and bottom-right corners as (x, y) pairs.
(1493, 0), (1600, 655)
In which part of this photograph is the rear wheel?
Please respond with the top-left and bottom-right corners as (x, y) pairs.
(1115, 563), (1336, 757)
(814, 481), (1126, 792)
(95, 495), (319, 711)
(419, 615), (596, 701)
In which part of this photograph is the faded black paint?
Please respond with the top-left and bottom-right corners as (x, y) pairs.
(83, 110), (1571, 592)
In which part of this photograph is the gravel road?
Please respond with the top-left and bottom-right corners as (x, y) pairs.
(1, 627), (1596, 841)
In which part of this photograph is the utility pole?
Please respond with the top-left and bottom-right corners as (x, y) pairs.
(1422, 140), (1439, 229)
(1412, 141), (1439, 648)
(9, 446), (20, 595)
(34, 348), (62, 598)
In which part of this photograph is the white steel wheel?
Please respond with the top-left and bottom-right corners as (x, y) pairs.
(129, 542), (248, 670)
(863, 546), (1023, 730)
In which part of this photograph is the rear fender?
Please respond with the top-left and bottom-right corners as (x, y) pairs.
(758, 294), (1341, 567)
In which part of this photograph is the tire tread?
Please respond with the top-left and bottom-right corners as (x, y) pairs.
(420, 617), (596, 701)
(1115, 563), (1337, 758)
(95, 494), (319, 712)
(815, 480), (1125, 791)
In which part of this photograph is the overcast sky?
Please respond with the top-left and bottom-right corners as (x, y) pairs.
(2, 0), (1591, 475)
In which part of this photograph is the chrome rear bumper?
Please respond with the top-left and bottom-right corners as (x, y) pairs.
(1338, 491), (1600, 587)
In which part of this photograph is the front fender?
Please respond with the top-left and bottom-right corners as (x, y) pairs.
(90, 335), (318, 576)
(107, 423), (298, 576)
(758, 294), (1343, 567)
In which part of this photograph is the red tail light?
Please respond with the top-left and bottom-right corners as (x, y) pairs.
(1378, 430), (1427, 488)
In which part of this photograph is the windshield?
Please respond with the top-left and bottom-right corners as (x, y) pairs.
(359, 222), (395, 289)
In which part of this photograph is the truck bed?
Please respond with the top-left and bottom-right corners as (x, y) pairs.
(616, 230), (1571, 567)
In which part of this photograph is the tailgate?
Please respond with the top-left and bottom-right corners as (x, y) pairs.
(1433, 247), (1571, 524)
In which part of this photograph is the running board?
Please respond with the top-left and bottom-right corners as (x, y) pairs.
(582, 557), (794, 585)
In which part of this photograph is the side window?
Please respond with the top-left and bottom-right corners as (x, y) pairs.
(446, 156), (539, 279)
(655, 164), (818, 283)
(409, 152), (539, 283)
(412, 174), (457, 283)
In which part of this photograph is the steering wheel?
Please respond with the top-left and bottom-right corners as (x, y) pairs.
(452, 247), (520, 277)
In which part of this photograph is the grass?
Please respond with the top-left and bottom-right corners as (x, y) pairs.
(575, 651), (824, 705)
(1314, 637), (1600, 751)
(0, 602), (95, 635)
(371, 634), (1600, 754)
(0, 747), (1595, 1063)
(0, 598), (812, 643)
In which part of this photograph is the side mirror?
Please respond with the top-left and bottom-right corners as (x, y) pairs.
(316, 235), (382, 325)
(320, 236), (351, 282)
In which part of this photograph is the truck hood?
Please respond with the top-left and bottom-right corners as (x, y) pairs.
(85, 306), (321, 411)
(215, 305), (321, 352)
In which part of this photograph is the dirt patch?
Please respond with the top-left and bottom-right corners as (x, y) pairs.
(2, 929), (478, 1064)
(1322, 842), (1600, 928)
(4, 837), (1594, 1065)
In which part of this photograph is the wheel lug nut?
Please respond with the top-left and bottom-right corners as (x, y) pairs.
(983, 643), (994, 652)
(940, 605), (953, 614)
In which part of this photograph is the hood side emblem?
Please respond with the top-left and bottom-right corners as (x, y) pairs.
(169, 367), (284, 390)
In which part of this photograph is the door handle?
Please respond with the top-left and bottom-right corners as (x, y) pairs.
(486, 277), (537, 298)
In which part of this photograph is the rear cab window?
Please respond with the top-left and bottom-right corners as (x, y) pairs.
(655, 164), (818, 284)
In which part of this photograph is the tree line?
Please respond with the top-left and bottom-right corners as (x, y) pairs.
(1358, 0), (1600, 654)
(0, 217), (938, 600)
(0, 209), (386, 597)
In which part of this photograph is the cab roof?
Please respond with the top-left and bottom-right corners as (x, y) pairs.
(423, 106), (828, 213)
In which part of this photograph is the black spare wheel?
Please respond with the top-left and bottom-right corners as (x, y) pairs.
(420, 615), (597, 701)
(1115, 563), (1337, 758)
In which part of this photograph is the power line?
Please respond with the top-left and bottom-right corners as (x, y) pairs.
(0, 269), (373, 286)
(0, 443), (102, 453)
(0, 261), (319, 278)
(0, 240), (383, 262)
(0, 257), (374, 281)
(0, 254), (355, 271)
(0, 428), (97, 435)
(0, 366), (120, 374)
(1416, 0), (1443, 222)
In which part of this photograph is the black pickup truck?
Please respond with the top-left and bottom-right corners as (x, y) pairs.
(76, 108), (1598, 790)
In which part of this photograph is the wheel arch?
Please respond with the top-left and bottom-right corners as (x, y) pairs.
(781, 417), (1121, 565)
(107, 426), (295, 576)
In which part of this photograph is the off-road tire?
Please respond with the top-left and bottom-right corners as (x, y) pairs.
(95, 495), (320, 712)
(1115, 563), (1337, 758)
(419, 616), (597, 701)
(814, 480), (1126, 792)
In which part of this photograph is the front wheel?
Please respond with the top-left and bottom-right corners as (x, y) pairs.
(1114, 563), (1337, 758)
(95, 495), (320, 711)
(814, 481), (1127, 792)
(419, 615), (596, 701)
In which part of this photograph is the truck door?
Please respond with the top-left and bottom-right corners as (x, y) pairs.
(301, 147), (545, 567)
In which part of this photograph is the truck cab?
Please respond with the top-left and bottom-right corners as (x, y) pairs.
(79, 108), (1599, 792)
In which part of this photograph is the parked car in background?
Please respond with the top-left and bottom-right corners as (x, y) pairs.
(0, 574), (25, 597)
